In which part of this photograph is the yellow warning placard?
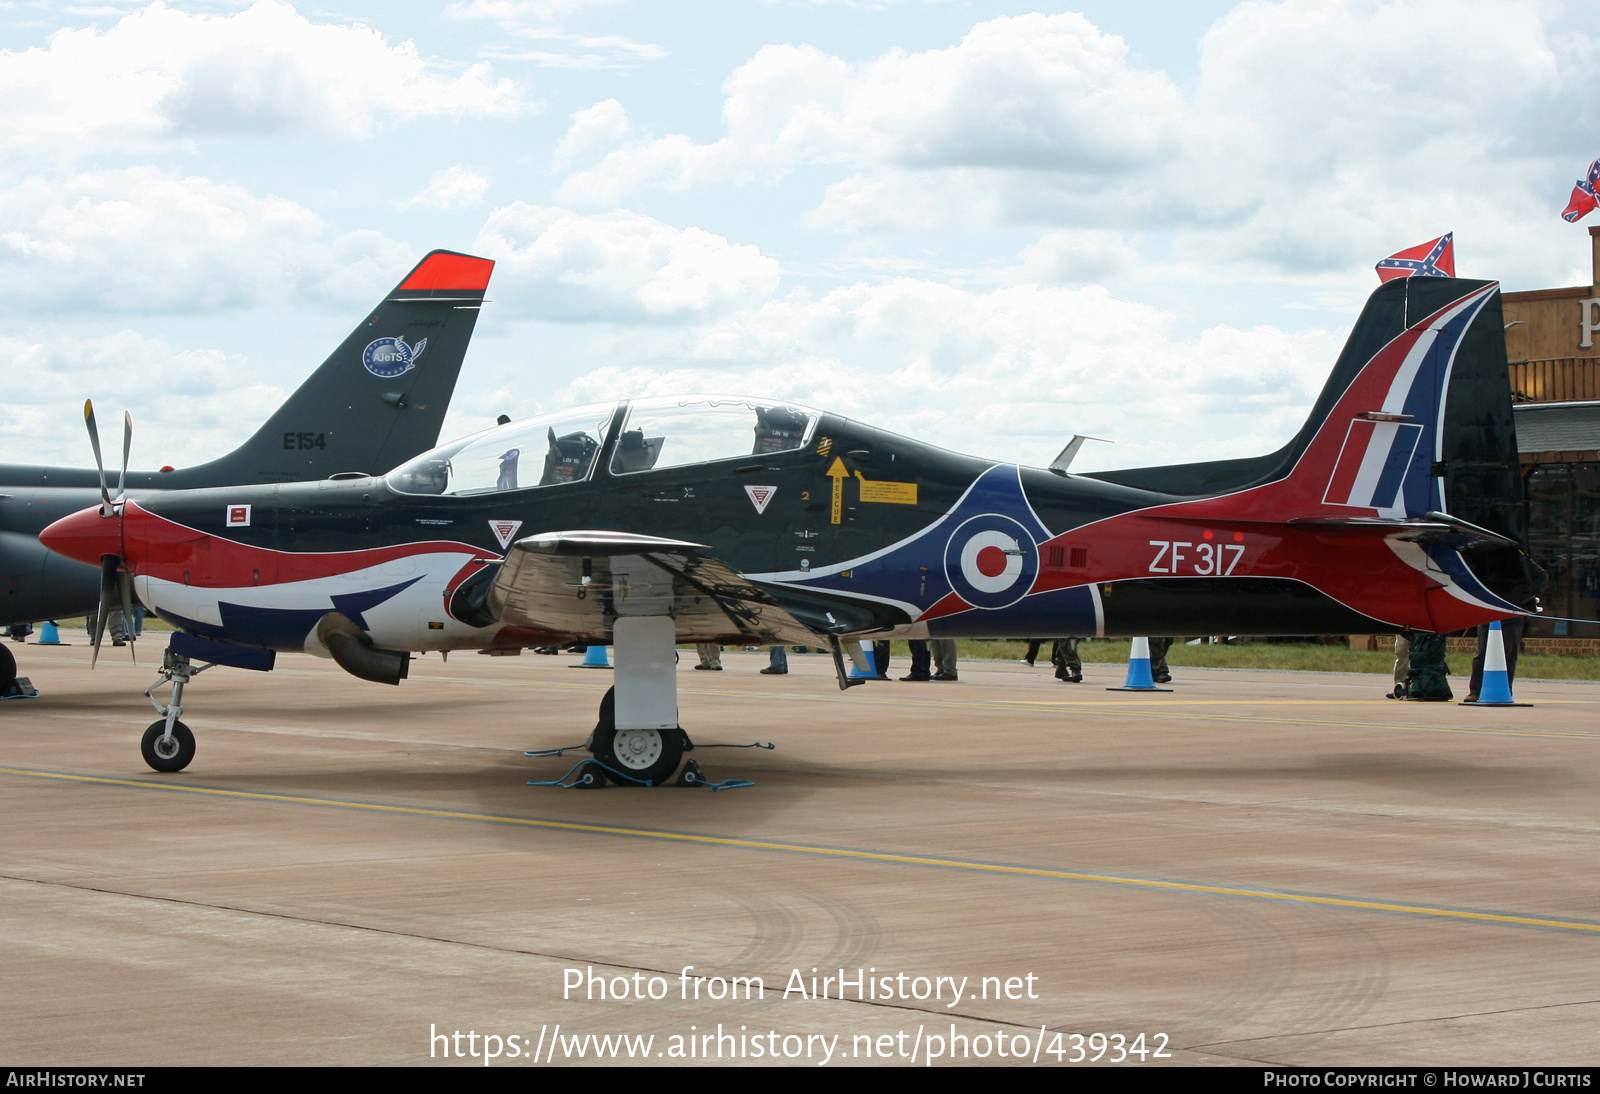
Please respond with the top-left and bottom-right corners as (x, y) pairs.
(855, 471), (918, 505)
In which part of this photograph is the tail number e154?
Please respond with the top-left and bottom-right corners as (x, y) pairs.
(1149, 539), (1244, 575)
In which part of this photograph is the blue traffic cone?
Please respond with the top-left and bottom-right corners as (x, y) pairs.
(576, 644), (611, 669)
(849, 647), (878, 679)
(1108, 637), (1173, 692)
(38, 622), (61, 645)
(1465, 621), (1530, 707)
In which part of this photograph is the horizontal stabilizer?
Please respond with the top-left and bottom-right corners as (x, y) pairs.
(1286, 512), (1515, 550)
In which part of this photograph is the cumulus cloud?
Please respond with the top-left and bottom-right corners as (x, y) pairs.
(448, 0), (663, 68)
(551, 3), (1600, 284)
(403, 166), (492, 211)
(1005, 229), (1142, 286)
(555, 15), (1186, 209)
(473, 203), (782, 321)
(449, 0), (625, 20)
(0, 168), (415, 312)
(0, 330), (286, 469)
(552, 99), (631, 170)
(0, 1), (526, 162)
(1174, 0), (1593, 278)
(544, 276), (1342, 471)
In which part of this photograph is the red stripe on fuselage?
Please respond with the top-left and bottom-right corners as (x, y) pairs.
(1024, 513), (1464, 629)
(920, 590), (974, 621)
(121, 502), (490, 588)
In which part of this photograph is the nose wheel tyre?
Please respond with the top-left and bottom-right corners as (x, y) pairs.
(141, 720), (195, 773)
(590, 687), (684, 786)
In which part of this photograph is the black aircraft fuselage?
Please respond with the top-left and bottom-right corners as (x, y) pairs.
(38, 276), (1543, 778)
(47, 277), (1533, 656)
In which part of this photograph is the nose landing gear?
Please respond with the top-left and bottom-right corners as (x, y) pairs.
(141, 719), (195, 772)
(130, 634), (276, 773)
(140, 647), (210, 773)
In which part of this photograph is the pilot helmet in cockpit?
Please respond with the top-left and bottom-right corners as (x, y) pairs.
(752, 405), (810, 454)
(542, 428), (600, 485)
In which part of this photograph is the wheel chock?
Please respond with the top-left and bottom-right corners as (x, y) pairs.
(571, 761), (609, 788)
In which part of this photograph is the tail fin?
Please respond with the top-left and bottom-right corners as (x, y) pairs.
(167, 250), (494, 486)
(1108, 276), (1541, 611)
(1277, 278), (1505, 522)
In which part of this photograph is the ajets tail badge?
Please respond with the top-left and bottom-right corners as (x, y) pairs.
(744, 485), (777, 514)
(362, 336), (427, 379)
(489, 519), (523, 550)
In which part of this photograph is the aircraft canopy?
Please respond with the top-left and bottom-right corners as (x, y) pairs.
(385, 396), (820, 497)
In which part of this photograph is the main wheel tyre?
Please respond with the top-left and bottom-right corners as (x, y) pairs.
(0, 643), (16, 691)
(590, 687), (684, 786)
(141, 720), (196, 773)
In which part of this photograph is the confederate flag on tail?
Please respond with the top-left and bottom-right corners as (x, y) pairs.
(1375, 233), (1455, 282)
(1562, 158), (1600, 223)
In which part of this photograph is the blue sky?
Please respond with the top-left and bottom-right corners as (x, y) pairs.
(3, 0), (1598, 474)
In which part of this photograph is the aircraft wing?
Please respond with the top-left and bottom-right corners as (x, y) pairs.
(487, 530), (824, 645)
(1164, 510), (1517, 551)
(1285, 511), (1516, 550)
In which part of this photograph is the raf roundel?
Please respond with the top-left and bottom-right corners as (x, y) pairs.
(943, 513), (1039, 610)
(362, 336), (427, 380)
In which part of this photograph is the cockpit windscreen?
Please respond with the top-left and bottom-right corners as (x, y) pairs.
(385, 404), (616, 495)
(608, 398), (818, 475)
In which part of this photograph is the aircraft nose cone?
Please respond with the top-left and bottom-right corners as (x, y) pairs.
(40, 505), (122, 565)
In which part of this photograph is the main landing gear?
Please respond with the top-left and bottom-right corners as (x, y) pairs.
(587, 686), (688, 786)
(531, 613), (698, 788)
(140, 647), (210, 773)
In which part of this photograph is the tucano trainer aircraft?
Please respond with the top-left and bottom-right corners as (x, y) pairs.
(1, 249), (494, 695)
(41, 276), (1540, 780)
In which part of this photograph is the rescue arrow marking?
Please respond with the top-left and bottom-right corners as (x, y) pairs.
(827, 457), (848, 525)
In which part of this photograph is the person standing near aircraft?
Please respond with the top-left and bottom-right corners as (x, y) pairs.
(761, 646), (787, 675)
(1403, 633), (1453, 700)
(1387, 634), (1411, 699)
(1148, 637), (1174, 684)
(900, 640), (931, 681)
(931, 638), (959, 681)
(694, 643), (722, 670)
(1052, 638), (1083, 682)
(872, 639), (891, 679)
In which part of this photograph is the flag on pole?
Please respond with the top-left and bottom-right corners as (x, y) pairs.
(1562, 158), (1600, 223)
(1375, 233), (1455, 282)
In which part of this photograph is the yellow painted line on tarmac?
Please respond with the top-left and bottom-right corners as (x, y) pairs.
(2, 763), (1597, 936)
